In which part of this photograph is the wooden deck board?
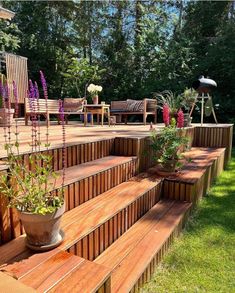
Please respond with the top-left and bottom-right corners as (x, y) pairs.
(95, 199), (175, 270)
(0, 172), (162, 273)
(166, 147), (226, 184)
(110, 201), (191, 293)
(52, 155), (137, 188)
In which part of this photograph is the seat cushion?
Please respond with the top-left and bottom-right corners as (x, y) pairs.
(110, 109), (127, 113)
(64, 98), (85, 112)
(126, 99), (144, 112)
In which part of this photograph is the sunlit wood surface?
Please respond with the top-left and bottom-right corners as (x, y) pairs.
(0, 121), (162, 158)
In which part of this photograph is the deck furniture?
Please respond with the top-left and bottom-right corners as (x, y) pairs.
(110, 98), (157, 125)
(25, 98), (89, 126)
(83, 104), (110, 126)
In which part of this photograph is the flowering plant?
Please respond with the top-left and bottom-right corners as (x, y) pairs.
(87, 83), (103, 97)
(0, 72), (66, 215)
(150, 119), (189, 168)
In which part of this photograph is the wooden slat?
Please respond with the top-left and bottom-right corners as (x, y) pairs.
(110, 201), (191, 293)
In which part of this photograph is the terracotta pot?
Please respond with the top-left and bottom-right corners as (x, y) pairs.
(18, 204), (65, 250)
(161, 159), (177, 173)
(0, 108), (14, 126)
(92, 95), (99, 105)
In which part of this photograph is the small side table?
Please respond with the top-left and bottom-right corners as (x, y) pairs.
(83, 104), (110, 126)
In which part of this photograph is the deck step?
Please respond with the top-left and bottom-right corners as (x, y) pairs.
(52, 155), (138, 211)
(0, 172), (162, 271)
(0, 250), (111, 293)
(163, 147), (225, 203)
(95, 200), (192, 293)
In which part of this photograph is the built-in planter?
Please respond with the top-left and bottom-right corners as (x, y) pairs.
(0, 108), (15, 126)
(17, 204), (65, 251)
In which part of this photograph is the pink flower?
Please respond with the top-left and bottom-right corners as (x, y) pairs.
(163, 104), (170, 126)
(177, 109), (184, 128)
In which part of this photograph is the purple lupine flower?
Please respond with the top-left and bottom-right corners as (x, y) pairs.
(59, 99), (66, 190)
(40, 70), (49, 149)
(13, 81), (19, 117)
(34, 81), (40, 100)
(29, 79), (35, 100)
(40, 71), (48, 100)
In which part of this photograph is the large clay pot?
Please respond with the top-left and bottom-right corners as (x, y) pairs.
(92, 95), (99, 105)
(0, 108), (15, 126)
(161, 159), (177, 173)
(18, 204), (65, 251)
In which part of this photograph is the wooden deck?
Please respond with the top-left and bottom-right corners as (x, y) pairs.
(0, 122), (233, 292)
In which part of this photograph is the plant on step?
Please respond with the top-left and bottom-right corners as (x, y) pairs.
(150, 117), (189, 173)
(0, 72), (66, 250)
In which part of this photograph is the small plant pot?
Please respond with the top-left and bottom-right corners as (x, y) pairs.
(18, 204), (65, 251)
(92, 95), (99, 105)
(161, 159), (177, 173)
(0, 108), (15, 126)
(184, 113), (192, 127)
(80, 113), (92, 123)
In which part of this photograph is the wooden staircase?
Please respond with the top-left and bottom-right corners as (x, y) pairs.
(0, 132), (229, 292)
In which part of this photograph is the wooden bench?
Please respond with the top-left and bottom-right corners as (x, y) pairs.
(110, 99), (157, 125)
(25, 98), (88, 127)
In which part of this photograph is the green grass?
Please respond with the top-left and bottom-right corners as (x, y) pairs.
(141, 151), (235, 293)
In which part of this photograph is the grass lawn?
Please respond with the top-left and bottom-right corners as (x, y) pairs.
(141, 151), (235, 293)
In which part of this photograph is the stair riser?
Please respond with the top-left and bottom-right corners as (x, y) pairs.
(67, 183), (162, 261)
(163, 152), (225, 206)
(54, 160), (138, 212)
(113, 128), (194, 172)
(1, 160), (138, 243)
(193, 125), (233, 166)
(129, 208), (191, 293)
(10, 139), (115, 172)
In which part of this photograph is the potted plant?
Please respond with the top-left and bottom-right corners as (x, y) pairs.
(0, 74), (15, 126)
(87, 83), (103, 104)
(0, 72), (66, 251)
(180, 88), (197, 127)
(150, 117), (189, 174)
(156, 90), (184, 119)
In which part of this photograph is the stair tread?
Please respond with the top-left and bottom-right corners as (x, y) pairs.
(104, 200), (191, 293)
(53, 155), (137, 188)
(0, 172), (162, 278)
(166, 147), (225, 184)
(48, 254), (110, 293)
(1, 249), (110, 293)
(95, 199), (175, 269)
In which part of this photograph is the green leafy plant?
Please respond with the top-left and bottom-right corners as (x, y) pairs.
(0, 149), (63, 215)
(180, 88), (197, 112)
(155, 90), (184, 116)
(62, 58), (105, 99)
(150, 119), (189, 167)
(0, 73), (65, 215)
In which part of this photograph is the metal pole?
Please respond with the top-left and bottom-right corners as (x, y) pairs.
(201, 93), (204, 126)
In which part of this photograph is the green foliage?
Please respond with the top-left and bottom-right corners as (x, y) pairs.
(180, 88), (197, 112)
(62, 58), (104, 98)
(150, 124), (189, 164)
(2, 0), (234, 125)
(155, 90), (184, 115)
(0, 145), (64, 215)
